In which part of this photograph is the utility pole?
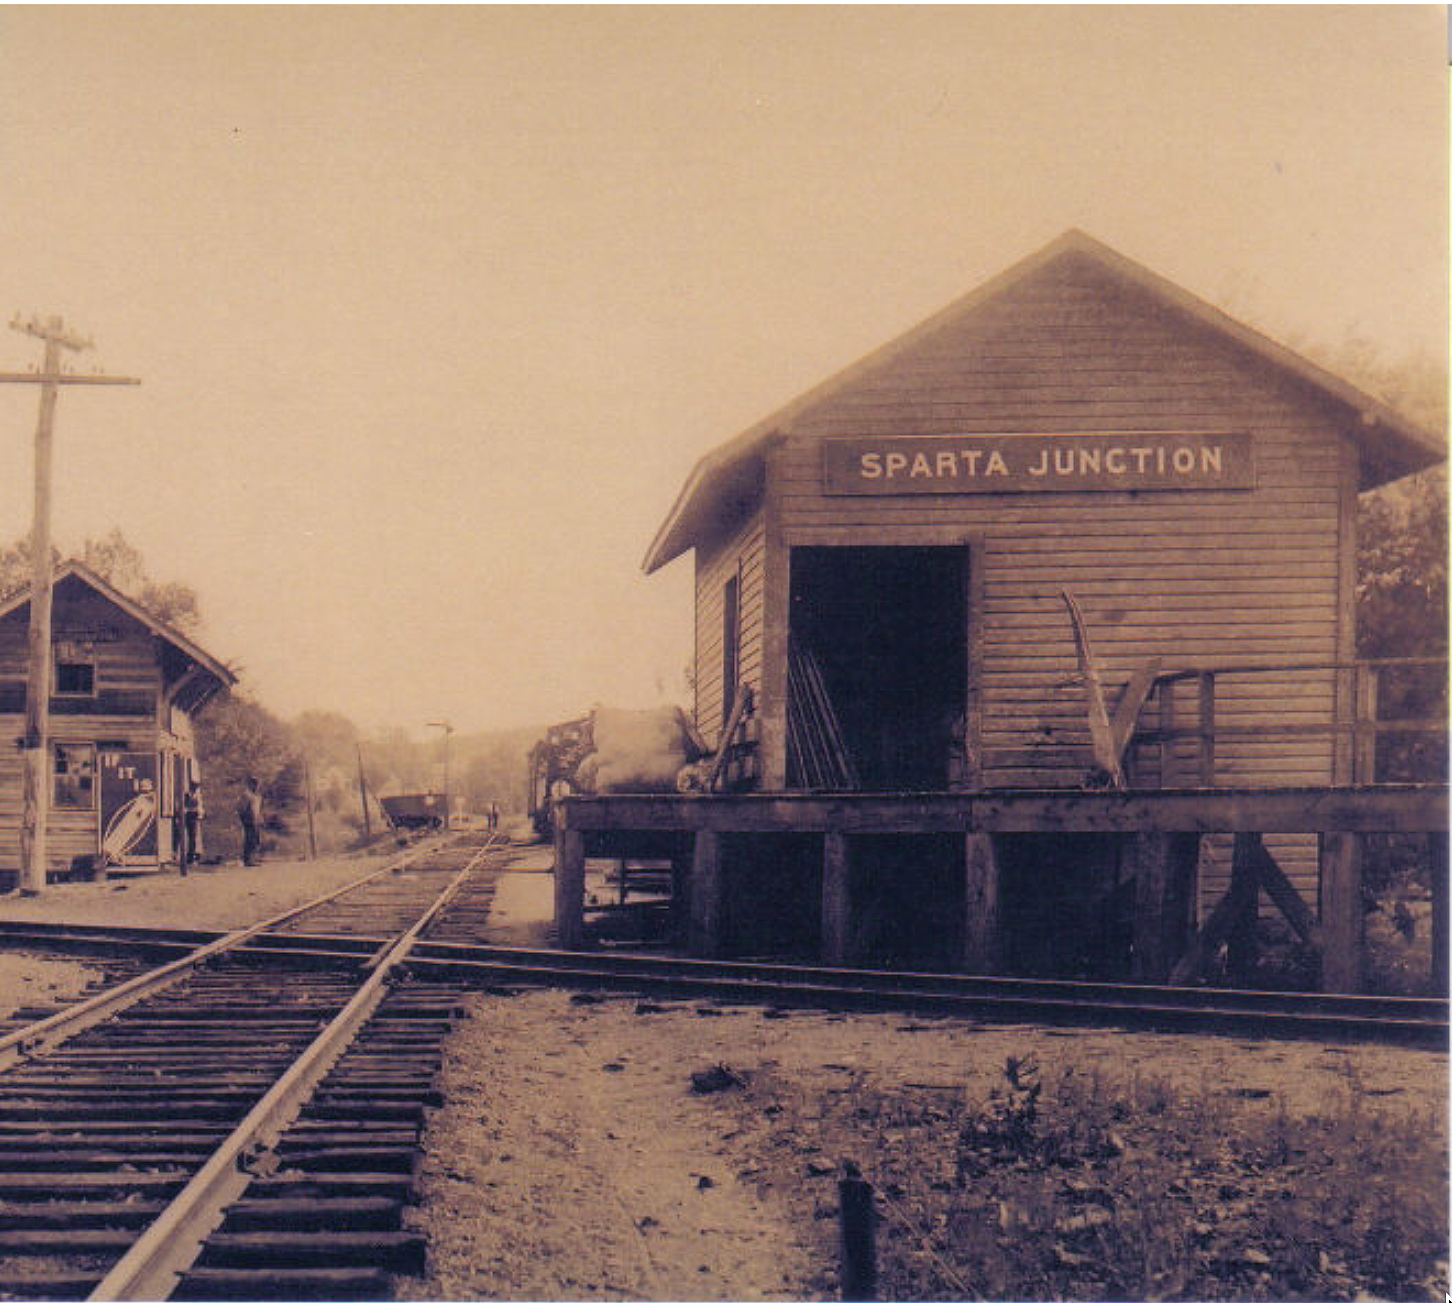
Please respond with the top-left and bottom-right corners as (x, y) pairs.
(356, 743), (372, 840)
(302, 757), (318, 860)
(1, 316), (138, 894)
(428, 721), (453, 825)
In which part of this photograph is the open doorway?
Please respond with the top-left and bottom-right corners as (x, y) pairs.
(787, 546), (969, 791)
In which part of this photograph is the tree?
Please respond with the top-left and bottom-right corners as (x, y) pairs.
(0, 527), (203, 637)
(80, 528), (147, 595)
(360, 726), (430, 796)
(0, 537), (58, 603)
(137, 580), (202, 636)
(1357, 468), (1447, 787)
(193, 693), (301, 857)
(294, 710), (360, 771)
(1357, 470), (1447, 663)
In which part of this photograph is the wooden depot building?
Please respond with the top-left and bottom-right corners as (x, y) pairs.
(556, 230), (1447, 991)
(0, 561), (235, 884)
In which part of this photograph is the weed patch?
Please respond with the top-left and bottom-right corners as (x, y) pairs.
(738, 1055), (1448, 1301)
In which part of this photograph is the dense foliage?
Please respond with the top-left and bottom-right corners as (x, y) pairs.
(1356, 469), (1447, 785)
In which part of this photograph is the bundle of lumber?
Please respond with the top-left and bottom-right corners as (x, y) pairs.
(787, 641), (860, 790)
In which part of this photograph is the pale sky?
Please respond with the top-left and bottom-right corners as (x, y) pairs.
(0, 7), (1445, 736)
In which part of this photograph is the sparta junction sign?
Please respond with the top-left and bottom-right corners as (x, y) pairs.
(822, 432), (1255, 494)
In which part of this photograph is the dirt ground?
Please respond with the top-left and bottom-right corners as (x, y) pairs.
(0, 844), (1446, 1300)
(405, 987), (1448, 1302)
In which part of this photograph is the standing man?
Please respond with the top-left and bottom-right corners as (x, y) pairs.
(238, 776), (263, 867)
(182, 780), (204, 875)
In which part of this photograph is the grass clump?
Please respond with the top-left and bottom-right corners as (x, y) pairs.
(835, 1056), (1446, 1301)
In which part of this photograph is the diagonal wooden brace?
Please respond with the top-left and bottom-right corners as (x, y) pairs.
(1061, 591), (1159, 787)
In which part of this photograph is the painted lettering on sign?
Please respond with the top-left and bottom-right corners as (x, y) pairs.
(822, 433), (1255, 494)
(51, 626), (123, 644)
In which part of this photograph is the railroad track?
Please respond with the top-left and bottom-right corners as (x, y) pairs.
(0, 836), (1442, 1299)
(0, 833), (509, 1301)
(5, 917), (1445, 1049)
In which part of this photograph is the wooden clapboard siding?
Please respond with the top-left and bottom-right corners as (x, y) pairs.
(760, 251), (1352, 919)
(694, 510), (766, 742)
(0, 583), (163, 714)
(773, 257), (1343, 781)
(0, 717), (151, 877)
(0, 575), (215, 878)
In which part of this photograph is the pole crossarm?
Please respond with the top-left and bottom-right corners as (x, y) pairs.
(0, 372), (140, 385)
(11, 313), (92, 351)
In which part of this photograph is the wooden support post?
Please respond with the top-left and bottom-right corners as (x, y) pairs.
(1320, 832), (1364, 993)
(1251, 838), (1321, 949)
(1429, 832), (1448, 996)
(670, 842), (692, 947)
(1170, 874), (1247, 986)
(961, 833), (1000, 973)
(1159, 678), (1177, 787)
(1226, 832), (1261, 983)
(821, 832), (852, 965)
(553, 826), (585, 950)
(1131, 832), (1199, 983)
(1353, 666), (1379, 785)
(689, 830), (724, 958)
(1197, 671), (1216, 787)
(838, 1165), (877, 1302)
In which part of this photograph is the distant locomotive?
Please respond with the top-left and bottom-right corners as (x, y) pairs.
(526, 714), (594, 838)
(527, 706), (708, 838)
(378, 792), (451, 831)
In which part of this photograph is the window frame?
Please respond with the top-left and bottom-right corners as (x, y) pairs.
(53, 641), (97, 699)
(53, 740), (98, 811)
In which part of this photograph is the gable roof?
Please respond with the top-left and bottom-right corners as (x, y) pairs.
(643, 229), (1445, 574)
(0, 560), (237, 698)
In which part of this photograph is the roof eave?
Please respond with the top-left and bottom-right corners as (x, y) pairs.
(0, 561), (238, 692)
(642, 229), (1446, 566)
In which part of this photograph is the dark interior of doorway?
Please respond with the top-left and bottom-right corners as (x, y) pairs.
(788, 546), (967, 791)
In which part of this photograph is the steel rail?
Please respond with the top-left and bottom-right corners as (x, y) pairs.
(400, 951), (1446, 1045)
(5, 914), (1443, 1042)
(0, 836), (442, 1071)
(397, 944), (1448, 1046)
(406, 942), (1447, 1018)
(89, 836), (498, 1302)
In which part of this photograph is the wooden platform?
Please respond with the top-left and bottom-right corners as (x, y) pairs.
(554, 785), (1448, 995)
(558, 785), (1447, 836)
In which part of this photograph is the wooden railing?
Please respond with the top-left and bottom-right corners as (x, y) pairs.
(1125, 657), (1446, 788)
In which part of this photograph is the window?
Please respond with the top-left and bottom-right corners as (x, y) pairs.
(54, 642), (96, 697)
(722, 572), (740, 724)
(54, 742), (96, 810)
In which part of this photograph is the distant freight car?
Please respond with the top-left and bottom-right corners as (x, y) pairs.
(379, 792), (450, 831)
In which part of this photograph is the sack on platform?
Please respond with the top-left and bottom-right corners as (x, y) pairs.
(589, 706), (696, 793)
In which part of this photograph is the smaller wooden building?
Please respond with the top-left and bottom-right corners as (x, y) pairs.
(0, 562), (235, 883)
